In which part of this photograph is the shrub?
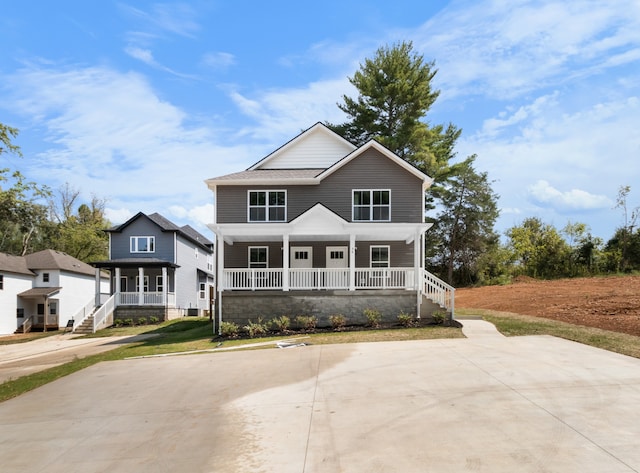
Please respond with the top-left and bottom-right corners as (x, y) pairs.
(295, 315), (317, 332)
(329, 314), (347, 331)
(271, 315), (291, 333)
(124, 318), (134, 327)
(432, 309), (447, 325)
(244, 318), (268, 338)
(397, 312), (416, 327)
(220, 321), (240, 337)
(137, 316), (147, 326)
(114, 319), (123, 327)
(363, 308), (382, 328)
(149, 316), (159, 324)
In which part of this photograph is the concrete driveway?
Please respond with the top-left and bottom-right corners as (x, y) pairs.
(1, 322), (639, 472)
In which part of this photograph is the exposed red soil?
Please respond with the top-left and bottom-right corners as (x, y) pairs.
(456, 275), (640, 337)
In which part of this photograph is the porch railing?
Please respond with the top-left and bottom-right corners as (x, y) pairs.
(423, 270), (455, 318)
(117, 292), (176, 306)
(223, 267), (417, 291)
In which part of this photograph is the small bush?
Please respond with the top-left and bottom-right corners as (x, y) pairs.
(220, 321), (240, 337)
(244, 318), (268, 338)
(295, 315), (317, 332)
(137, 317), (147, 326)
(432, 309), (447, 325)
(397, 312), (416, 327)
(329, 314), (347, 331)
(271, 315), (291, 332)
(124, 318), (134, 327)
(149, 316), (159, 324)
(363, 308), (382, 328)
(114, 319), (123, 327)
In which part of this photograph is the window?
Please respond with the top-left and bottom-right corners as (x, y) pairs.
(135, 275), (149, 292)
(130, 236), (155, 253)
(249, 247), (268, 268)
(330, 250), (344, 260)
(49, 301), (57, 316)
(294, 250), (309, 260)
(353, 190), (390, 221)
(156, 275), (164, 292)
(0, 275), (3, 290)
(17, 308), (24, 318)
(248, 190), (286, 222)
(370, 246), (390, 268)
(199, 282), (206, 299)
(43, 273), (50, 283)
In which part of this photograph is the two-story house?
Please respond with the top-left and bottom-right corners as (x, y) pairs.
(0, 249), (108, 334)
(90, 212), (215, 329)
(205, 123), (454, 328)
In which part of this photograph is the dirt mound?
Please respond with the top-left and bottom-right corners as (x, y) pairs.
(456, 275), (640, 336)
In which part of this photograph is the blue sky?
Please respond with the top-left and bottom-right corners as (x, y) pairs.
(1, 0), (639, 241)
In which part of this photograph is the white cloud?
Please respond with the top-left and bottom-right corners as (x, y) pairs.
(119, 3), (200, 38)
(105, 207), (134, 226)
(413, 0), (640, 99)
(168, 203), (214, 229)
(528, 180), (612, 212)
(124, 46), (156, 66)
(201, 52), (235, 70)
(3, 64), (253, 232)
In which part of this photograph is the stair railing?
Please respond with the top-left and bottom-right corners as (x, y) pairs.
(72, 297), (98, 331)
(93, 294), (116, 333)
(422, 270), (455, 319)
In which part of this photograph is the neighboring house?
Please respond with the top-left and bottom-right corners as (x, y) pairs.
(205, 122), (454, 328)
(92, 212), (215, 323)
(0, 250), (108, 335)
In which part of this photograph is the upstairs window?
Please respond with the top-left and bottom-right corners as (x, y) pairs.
(353, 190), (390, 221)
(130, 236), (155, 253)
(248, 190), (286, 222)
(43, 273), (50, 283)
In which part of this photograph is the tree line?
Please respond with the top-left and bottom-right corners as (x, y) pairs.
(2, 42), (637, 285)
(1, 123), (110, 261)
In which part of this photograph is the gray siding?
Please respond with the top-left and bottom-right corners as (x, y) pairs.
(216, 148), (424, 224)
(110, 216), (175, 261)
(175, 236), (213, 309)
(224, 240), (413, 268)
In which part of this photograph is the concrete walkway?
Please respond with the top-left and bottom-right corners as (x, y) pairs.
(458, 317), (506, 338)
(1, 326), (640, 472)
(0, 334), (154, 384)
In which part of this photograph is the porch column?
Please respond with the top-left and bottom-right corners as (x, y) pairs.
(162, 266), (168, 306)
(94, 268), (101, 306)
(414, 232), (421, 290)
(138, 267), (144, 305)
(115, 267), (121, 306)
(349, 233), (356, 291)
(282, 234), (290, 291)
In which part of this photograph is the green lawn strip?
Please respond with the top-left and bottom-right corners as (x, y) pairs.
(0, 321), (462, 403)
(457, 308), (640, 359)
(0, 331), (60, 345)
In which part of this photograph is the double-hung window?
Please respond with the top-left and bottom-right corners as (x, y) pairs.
(370, 246), (390, 268)
(249, 247), (268, 268)
(248, 190), (286, 222)
(136, 275), (149, 292)
(131, 236), (155, 253)
(156, 275), (164, 293)
(353, 190), (390, 221)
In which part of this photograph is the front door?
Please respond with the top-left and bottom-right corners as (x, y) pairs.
(291, 247), (313, 268)
(326, 246), (348, 268)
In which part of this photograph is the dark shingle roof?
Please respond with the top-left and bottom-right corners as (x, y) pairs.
(0, 252), (35, 276)
(24, 250), (95, 276)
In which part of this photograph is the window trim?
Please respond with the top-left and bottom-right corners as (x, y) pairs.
(156, 275), (164, 293)
(199, 282), (206, 299)
(130, 236), (156, 253)
(248, 246), (269, 268)
(370, 245), (390, 268)
(135, 275), (150, 292)
(42, 272), (50, 283)
(247, 190), (287, 222)
(352, 189), (391, 222)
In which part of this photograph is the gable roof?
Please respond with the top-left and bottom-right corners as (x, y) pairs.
(248, 122), (356, 170)
(0, 252), (35, 276)
(24, 250), (95, 276)
(206, 125), (433, 190)
(107, 212), (213, 250)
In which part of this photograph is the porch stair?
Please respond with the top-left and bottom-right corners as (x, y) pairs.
(73, 315), (95, 334)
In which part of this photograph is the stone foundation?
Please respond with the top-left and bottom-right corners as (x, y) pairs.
(220, 290), (443, 327)
(114, 306), (185, 323)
